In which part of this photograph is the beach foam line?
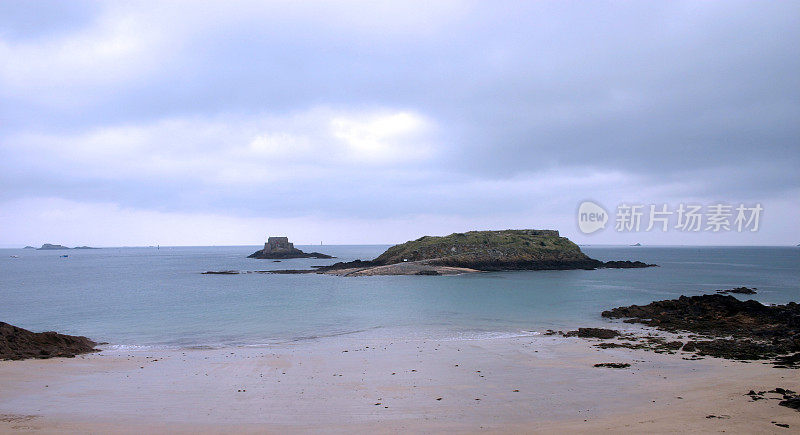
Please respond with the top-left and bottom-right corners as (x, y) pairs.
(103, 344), (170, 351)
(283, 326), (385, 343)
(434, 329), (542, 342)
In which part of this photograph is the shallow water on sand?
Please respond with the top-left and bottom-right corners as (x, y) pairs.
(1, 245), (797, 348)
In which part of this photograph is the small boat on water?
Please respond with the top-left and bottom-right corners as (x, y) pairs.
(9, 255), (19, 258)
(60, 254), (69, 258)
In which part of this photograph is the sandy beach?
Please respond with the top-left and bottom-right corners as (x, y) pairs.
(2, 332), (798, 434)
(3, 0), (797, 432)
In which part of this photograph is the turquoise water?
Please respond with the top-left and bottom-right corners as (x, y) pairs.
(1, 246), (798, 348)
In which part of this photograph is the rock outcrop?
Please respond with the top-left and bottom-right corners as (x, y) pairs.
(564, 328), (621, 339)
(248, 237), (333, 259)
(1, 322), (98, 360)
(602, 294), (800, 362)
(602, 260), (655, 269)
(716, 286), (757, 295)
(594, 362), (630, 368)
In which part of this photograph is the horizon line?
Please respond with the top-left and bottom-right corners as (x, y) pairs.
(2, 243), (798, 249)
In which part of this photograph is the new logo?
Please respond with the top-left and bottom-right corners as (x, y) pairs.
(577, 201), (608, 234)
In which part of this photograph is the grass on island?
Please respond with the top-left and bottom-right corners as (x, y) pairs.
(374, 229), (589, 265)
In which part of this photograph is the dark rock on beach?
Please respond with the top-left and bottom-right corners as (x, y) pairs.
(595, 337), (683, 354)
(682, 339), (789, 361)
(780, 396), (800, 410)
(594, 362), (630, 368)
(602, 294), (800, 362)
(1, 322), (98, 360)
(248, 237), (333, 259)
(750, 388), (800, 412)
(773, 353), (800, 369)
(564, 328), (621, 339)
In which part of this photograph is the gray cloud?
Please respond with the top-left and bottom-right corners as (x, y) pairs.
(0, 1), (798, 245)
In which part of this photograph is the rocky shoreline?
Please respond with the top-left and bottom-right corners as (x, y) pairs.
(315, 260), (479, 276)
(1, 322), (98, 360)
(206, 257), (657, 277)
(558, 292), (800, 368)
(258, 258), (656, 276)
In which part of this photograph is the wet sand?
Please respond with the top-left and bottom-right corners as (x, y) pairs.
(1, 334), (798, 433)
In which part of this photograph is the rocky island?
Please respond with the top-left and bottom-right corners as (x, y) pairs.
(248, 237), (333, 259)
(271, 229), (656, 276)
(36, 243), (70, 250)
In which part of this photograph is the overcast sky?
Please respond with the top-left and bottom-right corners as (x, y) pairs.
(1, 0), (798, 247)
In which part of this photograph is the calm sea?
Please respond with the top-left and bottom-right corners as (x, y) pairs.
(1, 245), (798, 349)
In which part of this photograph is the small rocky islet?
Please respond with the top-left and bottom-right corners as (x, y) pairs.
(247, 237), (333, 259)
(716, 286), (757, 295)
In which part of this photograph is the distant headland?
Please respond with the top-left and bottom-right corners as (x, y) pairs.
(266, 229), (657, 276)
(35, 244), (99, 250)
(247, 237), (333, 259)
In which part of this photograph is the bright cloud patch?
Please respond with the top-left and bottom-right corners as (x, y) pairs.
(331, 112), (432, 163)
